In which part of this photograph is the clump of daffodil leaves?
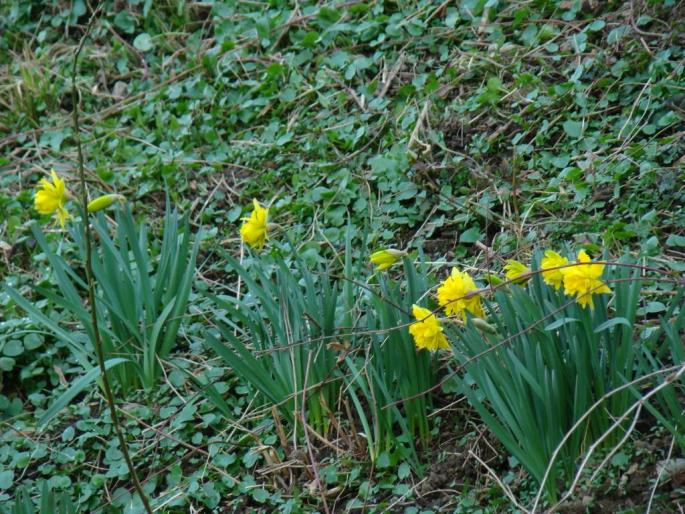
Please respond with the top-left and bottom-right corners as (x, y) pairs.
(34, 169), (125, 227)
(369, 248), (613, 352)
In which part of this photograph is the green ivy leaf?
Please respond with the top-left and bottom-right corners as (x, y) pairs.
(563, 120), (583, 138)
(3, 339), (23, 357)
(133, 33), (154, 52)
(398, 462), (411, 479)
(0, 470), (14, 490)
(459, 227), (482, 243)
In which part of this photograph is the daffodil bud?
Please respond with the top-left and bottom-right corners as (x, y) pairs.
(87, 194), (125, 213)
(484, 273), (504, 286)
(471, 317), (496, 334)
(369, 248), (407, 271)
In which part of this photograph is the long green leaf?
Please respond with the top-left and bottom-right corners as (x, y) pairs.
(3, 286), (90, 368)
(39, 358), (129, 428)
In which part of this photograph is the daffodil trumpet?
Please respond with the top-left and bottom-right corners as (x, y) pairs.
(239, 199), (269, 249)
(561, 250), (612, 309)
(34, 169), (70, 228)
(408, 304), (449, 352)
(437, 267), (485, 320)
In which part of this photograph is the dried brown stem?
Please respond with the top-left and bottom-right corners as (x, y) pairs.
(71, 9), (153, 514)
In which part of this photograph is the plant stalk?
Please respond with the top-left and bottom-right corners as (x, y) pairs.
(71, 12), (154, 514)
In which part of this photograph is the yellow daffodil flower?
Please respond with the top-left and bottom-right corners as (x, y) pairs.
(408, 305), (449, 352)
(540, 250), (569, 290)
(87, 194), (125, 213)
(437, 267), (484, 320)
(503, 259), (531, 284)
(34, 169), (69, 228)
(369, 248), (407, 271)
(562, 250), (612, 309)
(239, 199), (269, 249)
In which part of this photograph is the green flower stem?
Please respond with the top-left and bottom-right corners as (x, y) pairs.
(71, 10), (153, 514)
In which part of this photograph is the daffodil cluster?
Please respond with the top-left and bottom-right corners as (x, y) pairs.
(400, 248), (614, 353)
(526, 249), (612, 309)
(551, 250), (612, 309)
(407, 267), (486, 353)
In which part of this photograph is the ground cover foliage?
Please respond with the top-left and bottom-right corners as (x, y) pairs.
(1, 0), (685, 512)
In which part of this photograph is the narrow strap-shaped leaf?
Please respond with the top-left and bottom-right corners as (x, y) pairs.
(545, 317), (579, 331)
(3, 285), (90, 369)
(205, 332), (288, 408)
(119, 207), (155, 324)
(160, 233), (199, 358)
(38, 358), (129, 428)
(32, 225), (84, 308)
(593, 316), (631, 333)
(144, 300), (177, 388)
